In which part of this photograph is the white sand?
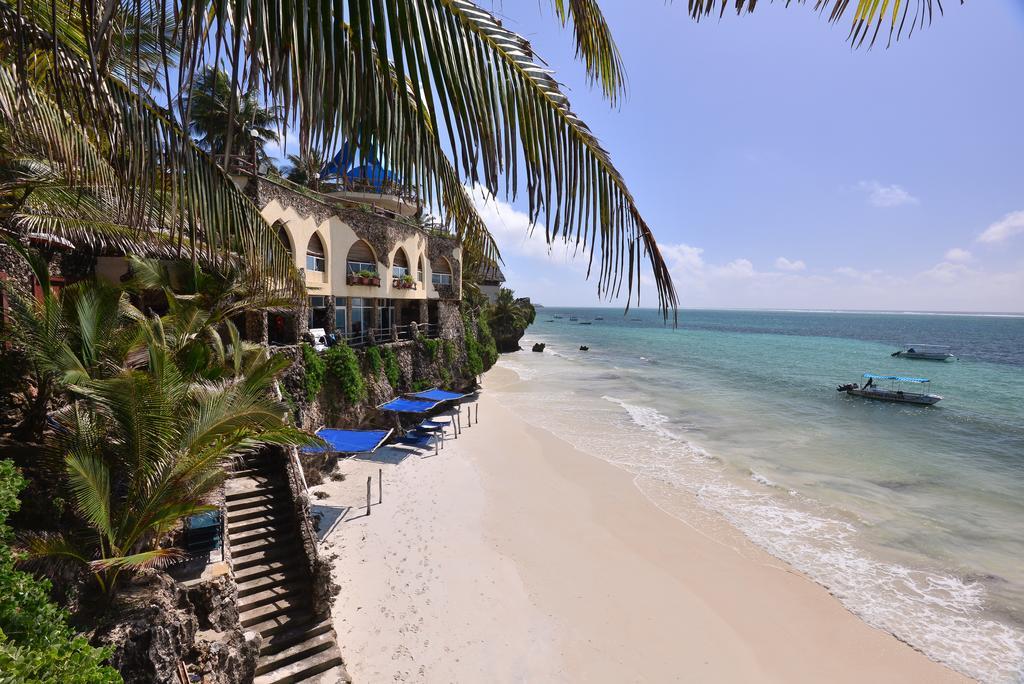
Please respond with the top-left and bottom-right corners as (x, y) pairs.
(312, 366), (969, 683)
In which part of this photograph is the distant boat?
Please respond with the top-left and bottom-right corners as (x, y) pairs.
(545, 319), (555, 322)
(837, 374), (942, 406)
(630, 318), (642, 322)
(594, 316), (604, 321)
(569, 316), (578, 322)
(553, 315), (564, 319)
(578, 321), (592, 325)
(891, 344), (956, 361)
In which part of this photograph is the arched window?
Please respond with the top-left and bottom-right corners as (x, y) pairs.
(417, 255), (425, 283)
(431, 257), (452, 286)
(392, 248), (410, 279)
(276, 224), (293, 259)
(306, 233), (326, 273)
(346, 240), (377, 275)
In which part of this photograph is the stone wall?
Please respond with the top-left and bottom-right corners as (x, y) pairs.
(281, 446), (337, 619)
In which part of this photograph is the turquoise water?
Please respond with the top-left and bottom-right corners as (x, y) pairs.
(498, 308), (1024, 682)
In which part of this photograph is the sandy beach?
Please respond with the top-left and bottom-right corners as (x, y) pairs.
(311, 365), (969, 683)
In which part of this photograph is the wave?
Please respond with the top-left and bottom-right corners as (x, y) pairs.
(500, 388), (1024, 682)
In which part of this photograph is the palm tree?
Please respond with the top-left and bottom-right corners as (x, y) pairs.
(489, 288), (536, 334)
(26, 344), (312, 595)
(284, 150), (327, 192)
(185, 66), (282, 171)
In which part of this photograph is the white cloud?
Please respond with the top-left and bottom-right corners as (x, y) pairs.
(922, 261), (972, 284)
(857, 180), (919, 208)
(467, 184), (588, 267)
(774, 256), (806, 272)
(713, 258), (756, 279)
(977, 210), (1024, 244)
(944, 247), (972, 262)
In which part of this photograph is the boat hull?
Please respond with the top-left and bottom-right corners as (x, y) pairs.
(894, 351), (955, 361)
(846, 388), (942, 405)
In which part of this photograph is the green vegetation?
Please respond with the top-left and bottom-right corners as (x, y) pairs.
(302, 344), (326, 402)
(411, 379), (432, 392)
(422, 337), (441, 361)
(1, 249), (313, 597)
(0, 461), (121, 683)
(365, 346), (383, 374)
(440, 367), (452, 388)
(443, 340), (457, 365)
(323, 344), (367, 404)
(383, 347), (401, 389)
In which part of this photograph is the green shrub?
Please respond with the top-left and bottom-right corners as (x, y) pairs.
(301, 344), (326, 402)
(411, 379), (432, 392)
(365, 346), (383, 374)
(0, 461), (121, 683)
(422, 338), (440, 361)
(440, 367), (452, 388)
(477, 314), (499, 369)
(323, 344), (366, 405)
(443, 339), (457, 365)
(382, 347), (400, 388)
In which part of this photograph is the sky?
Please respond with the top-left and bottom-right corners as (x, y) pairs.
(273, 2), (1024, 313)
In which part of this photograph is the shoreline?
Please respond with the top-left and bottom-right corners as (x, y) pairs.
(312, 365), (970, 682)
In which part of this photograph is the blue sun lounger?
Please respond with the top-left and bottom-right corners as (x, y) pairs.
(397, 431), (434, 449)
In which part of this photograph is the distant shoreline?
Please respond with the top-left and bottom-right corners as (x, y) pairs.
(533, 305), (1024, 317)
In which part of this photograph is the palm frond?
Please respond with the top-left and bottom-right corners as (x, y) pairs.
(686, 0), (957, 48)
(552, 0), (627, 105)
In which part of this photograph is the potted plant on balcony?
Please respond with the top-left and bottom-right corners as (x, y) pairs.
(369, 271), (381, 286)
(400, 274), (415, 289)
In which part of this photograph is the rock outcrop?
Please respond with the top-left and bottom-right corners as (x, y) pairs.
(532, 342), (546, 352)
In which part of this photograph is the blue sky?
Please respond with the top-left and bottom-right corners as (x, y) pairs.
(275, 2), (1024, 312)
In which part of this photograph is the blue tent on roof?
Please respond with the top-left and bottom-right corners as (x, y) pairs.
(320, 142), (400, 190)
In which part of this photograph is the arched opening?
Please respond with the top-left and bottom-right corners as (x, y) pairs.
(346, 240), (377, 275)
(392, 248), (410, 279)
(305, 233), (326, 273)
(431, 256), (452, 286)
(276, 224), (293, 259)
(417, 255), (425, 283)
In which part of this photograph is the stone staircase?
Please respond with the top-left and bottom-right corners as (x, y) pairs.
(226, 453), (348, 683)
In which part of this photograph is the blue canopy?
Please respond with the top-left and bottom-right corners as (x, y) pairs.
(377, 397), (443, 413)
(863, 373), (930, 383)
(407, 388), (468, 402)
(304, 428), (393, 454)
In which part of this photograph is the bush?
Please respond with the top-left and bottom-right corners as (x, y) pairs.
(301, 344), (326, 402)
(411, 379), (432, 392)
(477, 314), (499, 369)
(443, 339), (457, 365)
(440, 366), (452, 388)
(365, 346), (383, 374)
(422, 338), (440, 361)
(0, 460), (120, 683)
(323, 343), (366, 404)
(382, 347), (400, 389)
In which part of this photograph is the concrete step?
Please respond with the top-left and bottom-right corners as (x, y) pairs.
(237, 571), (300, 598)
(255, 629), (335, 676)
(249, 608), (317, 639)
(234, 543), (303, 571)
(226, 484), (285, 502)
(254, 643), (344, 684)
(300, 664), (350, 683)
(229, 522), (294, 547)
(226, 494), (283, 513)
(258, 619), (334, 657)
(229, 468), (265, 479)
(234, 559), (302, 585)
(232, 533), (299, 557)
(238, 582), (304, 612)
(228, 512), (294, 535)
(240, 595), (311, 628)
(227, 504), (291, 525)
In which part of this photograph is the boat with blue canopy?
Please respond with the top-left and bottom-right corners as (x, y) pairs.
(836, 373), (942, 406)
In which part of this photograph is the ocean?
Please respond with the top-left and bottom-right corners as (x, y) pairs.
(496, 308), (1024, 683)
